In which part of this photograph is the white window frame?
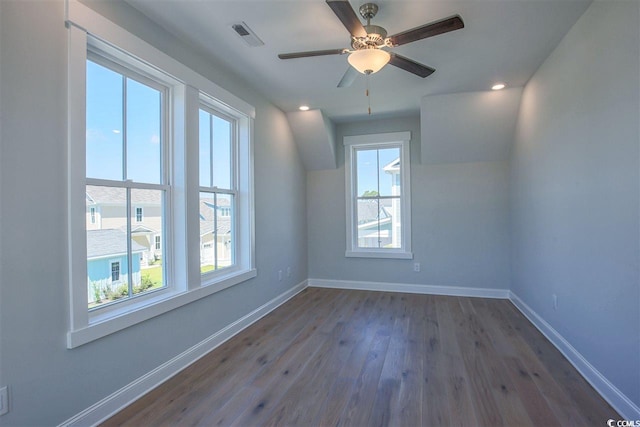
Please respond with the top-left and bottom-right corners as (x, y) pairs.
(198, 103), (238, 277)
(66, 0), (256, 348)
(89, 207), (96, 224)
(344, 132), (412, 259)
(135, 207), (143, 223)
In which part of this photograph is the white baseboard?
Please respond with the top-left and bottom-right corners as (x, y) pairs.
(60, 280), (309, 427)
(509, 291), (640, 421)
(308, 278), (510, 299)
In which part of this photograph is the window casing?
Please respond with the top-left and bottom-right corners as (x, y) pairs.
(344, 132), (412, 259)
(66, 0), (255, 348)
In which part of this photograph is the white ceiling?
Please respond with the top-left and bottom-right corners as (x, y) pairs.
(125, 0), (591, 122)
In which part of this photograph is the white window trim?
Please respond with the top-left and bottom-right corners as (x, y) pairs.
(66, 0), (256, 349)
(344, 132), (412, 259)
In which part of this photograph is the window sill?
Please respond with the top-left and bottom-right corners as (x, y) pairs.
(67, 268), (257, 348)
(345, 250), (413, 260)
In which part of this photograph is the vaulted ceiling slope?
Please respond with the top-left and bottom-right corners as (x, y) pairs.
(125, 0), (591, 122)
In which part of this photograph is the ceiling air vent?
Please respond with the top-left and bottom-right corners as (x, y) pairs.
(231, 22), (264, 47)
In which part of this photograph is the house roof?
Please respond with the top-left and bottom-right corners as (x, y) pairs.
(199, 199), (232, 236)
(383, 158), (400, 174)
(357, 199), (391, 225)
(87, 229), (146, 259)
(86, 186), (161, 205)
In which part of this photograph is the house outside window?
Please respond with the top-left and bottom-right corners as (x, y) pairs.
(344, 132), (412, 259)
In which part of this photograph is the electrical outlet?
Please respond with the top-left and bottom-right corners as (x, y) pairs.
(278, 270), (283, 281)
(413, 262), (420, 272)
(552, 294), (558, 310)
(286, 267), (291, 277)
(0, 386), (8, 416)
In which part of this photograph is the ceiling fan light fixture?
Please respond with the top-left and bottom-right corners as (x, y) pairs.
(347, 48), (391, 74)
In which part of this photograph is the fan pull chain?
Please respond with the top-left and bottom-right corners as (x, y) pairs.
(366, 72), (372, 115)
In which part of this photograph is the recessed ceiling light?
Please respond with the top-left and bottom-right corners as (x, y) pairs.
(299, 105), (310, 111)
(492, 83), (506, 91)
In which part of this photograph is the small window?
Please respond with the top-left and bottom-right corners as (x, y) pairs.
(155, 235), (161, 250)
(344, 132), (412, 259)
(135, 207), (143, 223)
(110, 261), (120, 282)
(90, 207), (96, 224)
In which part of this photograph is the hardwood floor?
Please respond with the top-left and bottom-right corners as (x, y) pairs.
(103, 288), (619, 426)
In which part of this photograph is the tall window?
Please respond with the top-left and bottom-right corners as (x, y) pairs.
(67, 3), (255, 348)
(85, 53), (167, 309)
(344, 132), (412, 259)
(199, 106), (235, 274)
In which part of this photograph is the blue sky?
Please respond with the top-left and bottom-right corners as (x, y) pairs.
(86, 60), (161, 184)
(86, 60), (231, 188)
(356, 147), (399, 197)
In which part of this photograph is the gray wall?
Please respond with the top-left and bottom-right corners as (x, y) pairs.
(510, 0), (640, 408)
(308, 116), (511, 290)
(0, 1), (307, 425)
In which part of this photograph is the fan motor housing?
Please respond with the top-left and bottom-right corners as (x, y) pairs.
(352, 24), (387, 50)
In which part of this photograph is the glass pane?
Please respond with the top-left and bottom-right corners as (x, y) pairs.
(199, 192), (235, 274)
(212, 115), (232, 189)
(356, 149), (378, 197)
(126, 78), (162, 184)
(216, 193), (234, 269)
(86, 185), (129, 309)
(357, 198), (383, 248)
(378, 147), (400, 197)
(199, 192), (216, 274)
(86, 60), (123, 180)
(131, 188), (164, 295)
(356, 198), (400, 248)
(199, 109), (211, 187)
(387, 198), (402, 248)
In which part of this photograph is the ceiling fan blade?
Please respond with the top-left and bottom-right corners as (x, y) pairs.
(337, 66), (359, 88)
(388, 15), (464, 47)
(389, 53), (435, 78)
(278, 49), (347, 60)
(326, 0), (367, 38)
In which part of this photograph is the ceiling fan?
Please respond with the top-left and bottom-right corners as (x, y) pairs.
(278, 0), (464, 87)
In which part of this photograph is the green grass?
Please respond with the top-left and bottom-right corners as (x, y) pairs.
(142, 265), (163, 286)
(200, 264), (215, 274)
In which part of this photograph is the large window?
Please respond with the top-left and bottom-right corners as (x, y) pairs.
(67, 1), (255, 348)
(199, 106), (235, 274)
(85, 54), (167, 309)
(344, 132), (412, 259)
